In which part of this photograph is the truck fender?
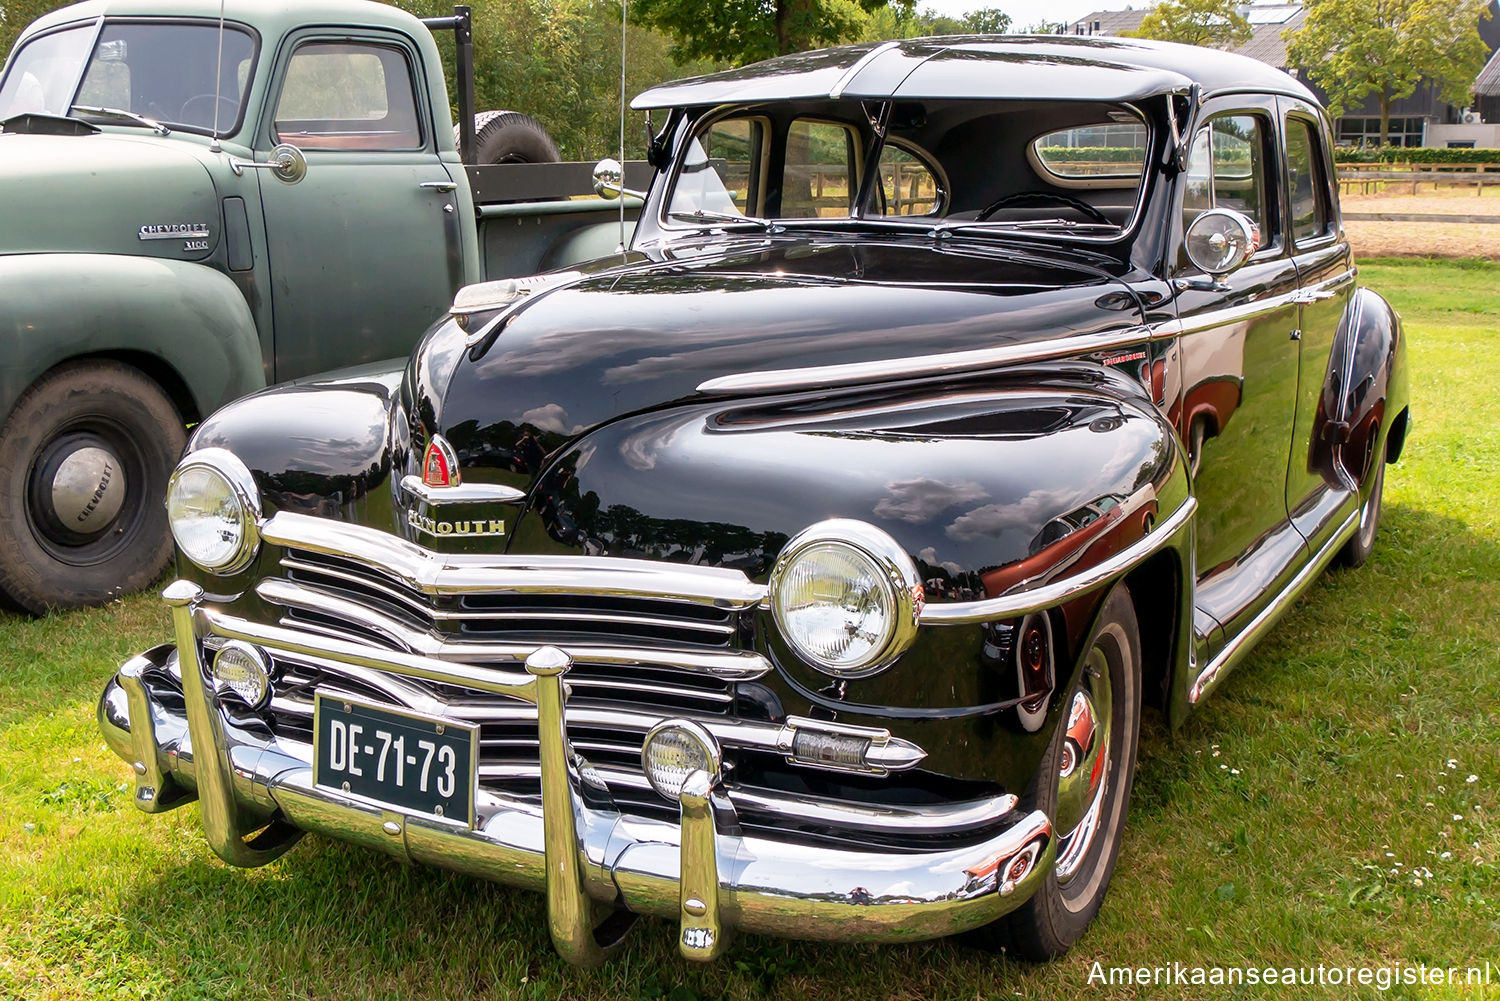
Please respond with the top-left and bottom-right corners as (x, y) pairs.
(0, 253), (265, 423)
(1308, 287), (1409, 494)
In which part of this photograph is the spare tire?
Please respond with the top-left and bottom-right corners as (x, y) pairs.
(458, 110), (561, 164)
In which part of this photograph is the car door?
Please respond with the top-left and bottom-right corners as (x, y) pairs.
(1280, 98), (1360, 551)
(1173, 101), (1307, 653)
(256, 29), (464, 382)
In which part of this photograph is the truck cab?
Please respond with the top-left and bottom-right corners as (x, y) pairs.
(0, 0), (632, 612)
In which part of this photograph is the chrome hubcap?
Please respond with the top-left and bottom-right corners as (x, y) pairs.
(50, 445), (127, 534)
(1054, 649), (1112, 885)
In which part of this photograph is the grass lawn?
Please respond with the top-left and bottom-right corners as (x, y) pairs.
(1, 258), (1496, 1000)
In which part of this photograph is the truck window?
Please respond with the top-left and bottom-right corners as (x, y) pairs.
(668, 117), (766, 218)
(780, 120), (858, 218)
(0, 25), (93, 119)
(274, 41), (422, 150)
(1031, 121), (1147, 185)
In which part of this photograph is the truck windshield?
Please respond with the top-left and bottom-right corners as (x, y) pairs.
(0, 20), (256, 136)
(664, 99), (1152, 241)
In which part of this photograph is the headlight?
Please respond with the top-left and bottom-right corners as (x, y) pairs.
(769, 519), (922, 678)
(165, 448), (261, 574)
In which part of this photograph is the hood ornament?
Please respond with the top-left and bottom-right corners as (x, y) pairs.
(421, 435), (461, 488)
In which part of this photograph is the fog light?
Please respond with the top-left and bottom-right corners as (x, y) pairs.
(211, 641), (271, 709)
(641, 720), (721, 801)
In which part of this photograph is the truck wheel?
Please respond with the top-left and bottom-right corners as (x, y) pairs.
(970, 587), (1142, 959)
(0, 362), (186, 614)
(464, 110), (561, 164)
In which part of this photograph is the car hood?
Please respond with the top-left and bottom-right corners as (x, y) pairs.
(0, 132), (219, 259)
(405, 234), (1146, 479)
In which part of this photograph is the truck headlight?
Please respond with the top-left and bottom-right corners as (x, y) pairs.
(165, 448), (261, 574)
(769, 520), (922, 679)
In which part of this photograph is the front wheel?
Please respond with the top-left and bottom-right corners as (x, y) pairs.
(0, 361), (186, 613)
(975, 586), (1143, 960)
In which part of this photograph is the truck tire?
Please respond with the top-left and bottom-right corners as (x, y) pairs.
(0, 361), (186, 614)
(464, 110), (561, 164)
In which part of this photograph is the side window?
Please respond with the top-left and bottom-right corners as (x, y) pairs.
(1286, 118), (1331, 243)
(1184, 115), (1272, 246)
(780, 120), (857, 218)
(878, 144), (942, 216)
(274, 41), (422, 150)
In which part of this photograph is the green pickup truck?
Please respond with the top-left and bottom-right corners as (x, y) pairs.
(0, 0), (639, 613)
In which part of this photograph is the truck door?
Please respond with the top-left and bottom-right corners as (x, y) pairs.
(256, 31), (464, 382)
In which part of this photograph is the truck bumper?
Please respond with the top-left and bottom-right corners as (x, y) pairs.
(98, 582), (1053, 965)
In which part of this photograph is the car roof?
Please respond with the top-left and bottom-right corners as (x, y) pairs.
(633, 35), (1317, 109)
(19, 0), (424, 41)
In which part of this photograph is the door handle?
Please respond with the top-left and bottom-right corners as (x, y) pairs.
(420, 180), (459, 193)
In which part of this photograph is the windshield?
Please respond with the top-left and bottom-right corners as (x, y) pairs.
(664, 99), (1153, 239)
(0, 20), (257, 135)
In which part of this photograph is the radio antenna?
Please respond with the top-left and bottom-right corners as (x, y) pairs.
(616, 0), (628, 255)
(208, 0), (226, 152)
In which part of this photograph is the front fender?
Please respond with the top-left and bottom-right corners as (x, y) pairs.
(0, 253), (265, 421)
(1309, 287), (1408, 492)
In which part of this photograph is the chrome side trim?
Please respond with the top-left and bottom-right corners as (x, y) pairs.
(261, 511), (768, 608)
(695, 325), (1153, 396)
(920, 496), (1196, 625)
(400, 475), (526, 505)
(1189, 508), (1359, 703)
(256, 578), (771, 679)
(828, 41), (900, 99)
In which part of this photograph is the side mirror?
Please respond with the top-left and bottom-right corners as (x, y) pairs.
(229, 143), (307, 184)
(591, 157), (644, 200)
(1184, 207), (1258, 278)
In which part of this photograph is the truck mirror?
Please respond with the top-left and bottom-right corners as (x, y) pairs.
(1184, 207), (1257, 278)
(229, 143), (307, 184)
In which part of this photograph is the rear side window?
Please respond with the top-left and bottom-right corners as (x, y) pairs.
(878, 144), (942, 216)
(1286, 118), (1331, 243)
(780, 120), (858, 218)
(1184, 114), (1272, 245)
(274, 41), (422, 150)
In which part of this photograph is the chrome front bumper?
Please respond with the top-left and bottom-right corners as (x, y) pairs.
(99, 580), (1053, 964)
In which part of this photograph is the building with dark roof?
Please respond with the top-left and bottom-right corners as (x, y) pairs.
(1060, 0), (1500, 147)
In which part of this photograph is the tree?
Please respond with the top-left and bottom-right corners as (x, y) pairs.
(634, 0), (909, 64)
(1126, 0), (1253, 49)
(1286, 0), (1492, 145)
(963, 8), (1013, 34)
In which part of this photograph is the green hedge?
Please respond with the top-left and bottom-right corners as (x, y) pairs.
(1334, 147), (1500, 164)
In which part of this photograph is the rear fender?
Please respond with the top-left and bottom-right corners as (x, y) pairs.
(0, 254), (265, 422)
(1309, 287), (1408, 493)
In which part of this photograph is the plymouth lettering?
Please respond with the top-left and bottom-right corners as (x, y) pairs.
(406, 510), (506, 538)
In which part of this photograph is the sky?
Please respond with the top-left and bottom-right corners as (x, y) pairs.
(917, 0), (1134, 31)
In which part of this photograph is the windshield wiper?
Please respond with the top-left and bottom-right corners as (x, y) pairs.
(668, 208), (779, 231)
(69, 105), (170, 136)
(929, 218), (1118, 237)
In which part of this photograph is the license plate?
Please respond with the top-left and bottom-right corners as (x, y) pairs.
(313, 693), (478, 827)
